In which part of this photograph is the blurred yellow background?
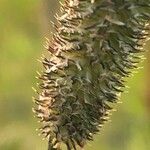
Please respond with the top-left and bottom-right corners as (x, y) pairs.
(0, 0), (150, 150)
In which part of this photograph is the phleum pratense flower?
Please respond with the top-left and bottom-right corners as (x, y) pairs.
(33, 0), (150, 150)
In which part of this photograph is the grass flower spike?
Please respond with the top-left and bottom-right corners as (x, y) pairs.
(33, 0), (150, 149)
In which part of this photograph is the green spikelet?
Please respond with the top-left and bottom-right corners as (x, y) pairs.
(33, 0), (150, 149)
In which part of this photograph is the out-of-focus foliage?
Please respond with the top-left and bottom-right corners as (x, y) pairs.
(0, 0), (150, 150)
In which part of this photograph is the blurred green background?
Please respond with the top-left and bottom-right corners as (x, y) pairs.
(0, 0), (150, 150)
